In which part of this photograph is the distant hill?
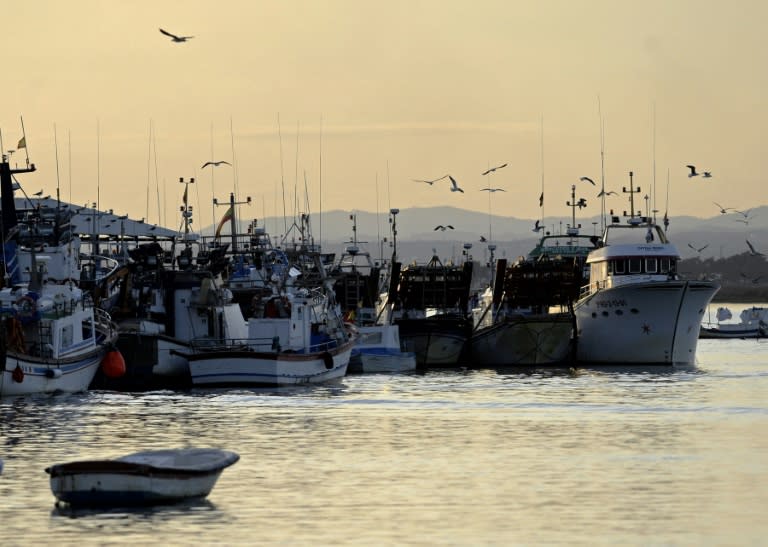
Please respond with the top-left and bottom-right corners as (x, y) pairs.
(210, 205), (768, 264)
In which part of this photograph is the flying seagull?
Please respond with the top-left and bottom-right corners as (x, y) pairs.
(686, 164), (699, 177)
(481, 163), (508, 176)
(687, 243), (709, 253)
(413, 174), (448, 185)
(532, 220), (543, 232)
(713, 202), (732, 214)
(33, 190), (44, 196)
(434, 225), (454, 231)
(202, 160), (232, 168)
(597, 189), (618, 198)
(702, 171), (712, 178)
(580, 176), (595, 185)
(746, 240), (764, 256)
(448, 175), (464, 193)
(480, 187), (506, 193)
(479, 235), (487, 242)
(159, 28), (194, 42)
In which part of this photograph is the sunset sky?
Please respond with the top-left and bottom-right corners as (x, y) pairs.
(2, 0), (766, 234)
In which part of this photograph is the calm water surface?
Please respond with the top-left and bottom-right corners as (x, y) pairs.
(1, 304), (767, 546)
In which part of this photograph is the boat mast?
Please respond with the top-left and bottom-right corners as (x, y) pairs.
(622, 171), (641, 221)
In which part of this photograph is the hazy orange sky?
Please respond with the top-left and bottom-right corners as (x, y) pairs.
(2, 0), (766, 234)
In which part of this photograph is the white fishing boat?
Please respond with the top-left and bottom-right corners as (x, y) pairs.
(0, 157), (121, 397)
(348, 323), (416, 373)
(183, 288), (353, 386)
(700, 306), (767, 339)
(45, 448), (239, 507)
(574, 173), (719, 365)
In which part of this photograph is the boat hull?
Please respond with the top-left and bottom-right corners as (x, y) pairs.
(46, 448), (238, 507)
(396, 317), (472, 367)
(699, 325), (765, 339)
(1, 350), (106, 398)
(187, 340), (353, 386)
(349, 348), (417, 373)
(575, 280), (718, 365)
(469, 313), (574, 366)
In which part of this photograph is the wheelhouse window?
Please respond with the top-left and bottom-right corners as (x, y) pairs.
(660, 258), (671, 273)
(628, 258), (642, 273)
(646, 258), (658, 273)
(613, 260), (625, 274)
(82, 319), (94, 342)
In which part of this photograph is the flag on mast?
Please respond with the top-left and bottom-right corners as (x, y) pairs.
(215, 206), (233, 238)
(539, 192), (544, 207)
(17, 137), (26, 149)
(182, 184), (188, 206)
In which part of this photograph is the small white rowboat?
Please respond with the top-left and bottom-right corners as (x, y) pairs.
(45, 448), (239, 506)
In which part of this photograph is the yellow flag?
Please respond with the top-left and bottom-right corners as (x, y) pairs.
(17, 136), (26, 149)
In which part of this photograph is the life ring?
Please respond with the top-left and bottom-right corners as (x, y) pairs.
(15, 295), (37, 321)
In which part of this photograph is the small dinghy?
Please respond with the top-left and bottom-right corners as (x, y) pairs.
(45, 448), (239, 507)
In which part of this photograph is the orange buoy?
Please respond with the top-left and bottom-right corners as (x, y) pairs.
(101, 349), (126, 378)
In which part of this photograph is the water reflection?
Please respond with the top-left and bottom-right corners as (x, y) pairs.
(2, 340), (768, 544)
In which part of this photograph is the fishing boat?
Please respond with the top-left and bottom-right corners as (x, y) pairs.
(374, 209), (474, 368)
(91, 186), (248, 391)
(0, 156), (121, 397)
(93, 242), (244, 391)
(574, 172), (719, 365)
(469, 187), (597, 366)
(45, 448), (239, 507)
(700, 306), (767, 339)
(332, 215), (415, 373)
(183, 287), (354, 386)
(380, 254), (474, 367)
(347, 323), (416, 373)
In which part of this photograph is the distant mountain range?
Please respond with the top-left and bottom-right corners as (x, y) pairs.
(228, 205), (768, 264)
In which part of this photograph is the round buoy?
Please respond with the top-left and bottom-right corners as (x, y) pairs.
(11, 364), (24, 383)
(101, 349), (126, 378)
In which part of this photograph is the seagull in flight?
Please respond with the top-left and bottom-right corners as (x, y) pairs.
(413, 174), (449, 185)
(202, 160), (232, 168)
(597, 189), (618, 198)
(687, 243), (709, 253)
(448, 175), (464, 193)
(33, 189), (44, 196)
(713, 202), (732, 214)
(532, 220), (543, 232)
(734, 209), (752, 224)
(746, 240), (764, 256)
(434, 225), (454, 231)
(480, 187), (506, 193)
(160, 28), (194, 42)
(481, 163), (507, 176)
(686, 165), (699, 177)
(580, 176), (595, 185)
(479, 235), (487, 242)
(702, 171), (712, 178)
